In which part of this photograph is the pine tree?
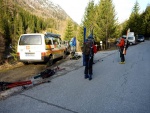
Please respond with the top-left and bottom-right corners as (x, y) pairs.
(77, 0), (96, 47)
(64, 19), (74, 41)
(143, 5), (150, 37)
(127, 1), (141, 35)
(95, 0), (117, 49)
(83, 0), (96, 37)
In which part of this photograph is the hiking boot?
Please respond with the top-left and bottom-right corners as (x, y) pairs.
(119, 62), (125, 64)
(89, 75), (92, 80)
(84, 74), (89, 79)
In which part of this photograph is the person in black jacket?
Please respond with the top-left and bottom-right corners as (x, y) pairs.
(84, 39), (97, 80)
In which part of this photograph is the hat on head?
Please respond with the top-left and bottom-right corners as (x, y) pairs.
(122, 35), (126, 39)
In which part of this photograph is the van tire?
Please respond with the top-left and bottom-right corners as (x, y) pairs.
(129, 42), (133, 45)
(23, 62), (29, 65)
(63, 51), (66, 59)
(47, 56), (53, 66)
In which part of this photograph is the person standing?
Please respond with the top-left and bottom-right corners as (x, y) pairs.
(83, 39), (97, 80)
(117, 37), (125, 64)
(70, 37), (76, 53)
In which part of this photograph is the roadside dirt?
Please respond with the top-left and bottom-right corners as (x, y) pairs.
(0, 54), (84, 100)
(0, 56), (72, 83)
(0, 63), (45, 82)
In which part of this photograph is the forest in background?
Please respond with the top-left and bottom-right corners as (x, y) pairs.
(64, 0), (150, 51)
(76, 0), (150, 48)
(0, 0), (150, 62)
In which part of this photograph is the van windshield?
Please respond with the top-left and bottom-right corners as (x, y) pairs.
(128, 37), (133, 40)
(19, 35), (42, 45)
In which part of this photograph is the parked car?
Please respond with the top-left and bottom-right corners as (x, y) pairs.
(137, 35), (145, 42)
(17, 33), (66, 65)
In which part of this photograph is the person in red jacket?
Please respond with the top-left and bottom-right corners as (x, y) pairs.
(117, 37), (125, 64)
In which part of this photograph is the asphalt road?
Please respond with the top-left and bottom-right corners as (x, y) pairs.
(0, 41), (150, 113)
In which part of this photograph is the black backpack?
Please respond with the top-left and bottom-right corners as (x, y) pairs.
(82, 40), (92, 55)
(125, 40), (129, 49)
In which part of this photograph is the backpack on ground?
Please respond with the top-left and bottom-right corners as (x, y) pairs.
(82, 40), (92, 55)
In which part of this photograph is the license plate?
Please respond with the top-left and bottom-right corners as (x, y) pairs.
(25, 53), (35, 56)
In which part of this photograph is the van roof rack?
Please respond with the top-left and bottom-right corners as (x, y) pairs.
(45, 32), (61, 38)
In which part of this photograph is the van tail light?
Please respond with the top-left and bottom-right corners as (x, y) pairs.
(17, 52), (20, 56)
(41, 52), (46, 56)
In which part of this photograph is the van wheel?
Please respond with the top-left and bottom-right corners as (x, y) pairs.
(130, 42), (133, 45)
(23, 62), (29, 65)
(47, 56), (53, 66)
(63, 51), (66, 59)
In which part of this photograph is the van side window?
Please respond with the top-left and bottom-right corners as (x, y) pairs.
(53, 38), (59, 45)
(45, 39), (52, 45)
(58, 38), (62, 44)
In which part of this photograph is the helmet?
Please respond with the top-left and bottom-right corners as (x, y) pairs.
(122, 35), (126, 39)
(88, 33), (94, 39)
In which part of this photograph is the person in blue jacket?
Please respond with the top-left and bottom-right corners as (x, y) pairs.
(70, 37), (76, 52)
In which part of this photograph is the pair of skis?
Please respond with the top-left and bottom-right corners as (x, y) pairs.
(0, 80), (51, 92)
(0, 81), (32, 91)
(123, 28), (130, 55)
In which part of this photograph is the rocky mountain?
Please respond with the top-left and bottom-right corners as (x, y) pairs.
(14, 0), (70, 21)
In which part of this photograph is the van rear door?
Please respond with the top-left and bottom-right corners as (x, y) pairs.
(17, 34), (44, 61)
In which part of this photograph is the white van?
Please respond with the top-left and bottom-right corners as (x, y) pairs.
(127, 32), (136, 45)
(122, 32), (136, 45)
(17, 33), (66, 64)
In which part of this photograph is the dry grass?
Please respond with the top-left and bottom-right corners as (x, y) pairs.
(0, 62), (24, 72)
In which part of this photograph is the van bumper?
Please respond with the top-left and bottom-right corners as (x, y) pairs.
(17, 56), (49, 63)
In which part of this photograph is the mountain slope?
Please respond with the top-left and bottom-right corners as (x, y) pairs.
(14, 0), (69, 21)
(12, 0), (74, 38)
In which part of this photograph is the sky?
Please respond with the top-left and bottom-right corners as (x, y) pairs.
(50, 0), (150, 24)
